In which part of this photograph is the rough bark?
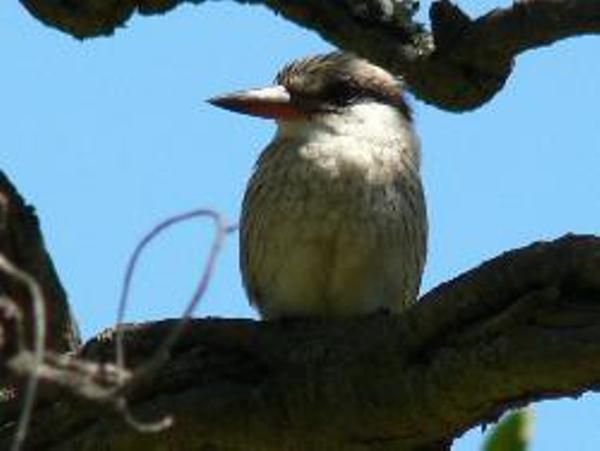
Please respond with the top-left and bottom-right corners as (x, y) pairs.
(0, 170), (79, 365)
(2, 234), (599, 450)
(18, 0), (600, 110)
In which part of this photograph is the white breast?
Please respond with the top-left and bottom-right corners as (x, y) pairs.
(277, 102), (421, 177)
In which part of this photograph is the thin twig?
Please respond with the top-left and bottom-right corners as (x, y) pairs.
(4, 209), (238, 441)
(114, 208), (237, 430)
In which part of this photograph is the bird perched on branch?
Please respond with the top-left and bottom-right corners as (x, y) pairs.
(209, 52), (427, 319)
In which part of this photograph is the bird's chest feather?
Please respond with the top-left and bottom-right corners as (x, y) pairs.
(273, 104), (416, 199)
(254, 135), (412, 220)
(245, 103), (420, 235)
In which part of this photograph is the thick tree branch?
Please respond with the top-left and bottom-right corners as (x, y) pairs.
(0, 171), (79, 363)
(2, 234), (599, 450)
(0, 171), (80, 442)
(18, 0), (600, 110)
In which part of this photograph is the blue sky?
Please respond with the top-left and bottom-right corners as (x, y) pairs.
(2, 1), (600, 449)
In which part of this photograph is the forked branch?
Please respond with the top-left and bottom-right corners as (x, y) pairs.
(18, 0), (600, 110)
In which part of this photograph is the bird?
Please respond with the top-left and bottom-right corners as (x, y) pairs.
(209, 52), (427, 320)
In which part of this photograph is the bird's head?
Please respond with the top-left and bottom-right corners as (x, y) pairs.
(208, 52), (411, 124)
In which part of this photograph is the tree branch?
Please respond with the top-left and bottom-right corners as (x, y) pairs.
(2, 234), (599, 450)
(18, 0), (600, 110)
(0, 170), (79, 362)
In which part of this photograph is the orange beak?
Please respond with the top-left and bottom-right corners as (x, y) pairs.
(208, 85), (304, 120)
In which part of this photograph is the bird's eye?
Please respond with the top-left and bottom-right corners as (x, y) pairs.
(325, 81), (362, 106)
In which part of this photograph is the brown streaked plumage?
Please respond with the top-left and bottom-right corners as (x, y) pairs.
(274, 52), (412, 120)
(209, 52), (427, 319)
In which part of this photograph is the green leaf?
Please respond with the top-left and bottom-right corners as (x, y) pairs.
(482, 408), (534, 451)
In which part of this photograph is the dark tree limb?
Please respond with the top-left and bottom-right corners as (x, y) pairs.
(2, 234), (600, 450)
(18, 0), (600, 110)
(0, 170), (81, 451)
(0, 171), (79, 363)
